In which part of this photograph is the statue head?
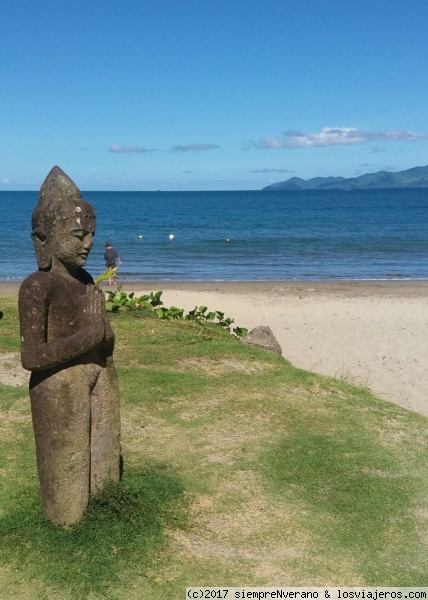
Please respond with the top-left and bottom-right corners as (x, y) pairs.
(31, 166), (96, 270)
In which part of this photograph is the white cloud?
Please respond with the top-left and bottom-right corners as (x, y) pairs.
(109, 144), (159, 153)
(248, 168), (295, 174)
(369, 146), (386, 154)
(1, 178), (12, 185)
(171, 143), (219, 152)
(250, 127), (428, 149)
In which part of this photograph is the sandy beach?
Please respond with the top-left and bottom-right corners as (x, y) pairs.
(2, 280), (427, 417)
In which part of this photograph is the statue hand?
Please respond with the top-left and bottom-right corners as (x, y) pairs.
(85, 285), (106, 342)
(90, 285), (115, 347)
(87, 285), (105, 315)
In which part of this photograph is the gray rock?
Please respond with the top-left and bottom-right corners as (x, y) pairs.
(240, 326), (282, 356)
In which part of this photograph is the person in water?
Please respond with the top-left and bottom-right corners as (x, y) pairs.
(104, 241), (122, 286)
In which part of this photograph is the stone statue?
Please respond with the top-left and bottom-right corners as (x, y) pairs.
(19, 166), (121, 527)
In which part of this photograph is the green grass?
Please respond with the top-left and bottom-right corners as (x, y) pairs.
(0, 296), (21, 349)
(0, 295), (427, 598)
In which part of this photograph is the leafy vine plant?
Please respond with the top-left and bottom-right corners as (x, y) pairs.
(98, 282), (248, 338)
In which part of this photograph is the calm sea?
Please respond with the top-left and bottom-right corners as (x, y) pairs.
(1, 188), (428, 282)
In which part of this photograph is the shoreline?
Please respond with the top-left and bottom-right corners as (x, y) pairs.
(2, 279), (427, 417)
(114, 279), (428, 298)
(2, 279), (428, 297)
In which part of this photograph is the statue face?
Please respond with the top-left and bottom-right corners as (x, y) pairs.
(51, 223), (94, 269)
(50, 205), (95, 270)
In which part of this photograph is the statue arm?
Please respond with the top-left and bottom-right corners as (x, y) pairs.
(19, 278), (105, 372)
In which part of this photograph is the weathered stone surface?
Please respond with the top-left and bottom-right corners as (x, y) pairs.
(240, 326), (282, 356)
(19, 166), (121, 527)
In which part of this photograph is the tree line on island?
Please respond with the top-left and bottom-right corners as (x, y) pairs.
(262, 164), (428, 190)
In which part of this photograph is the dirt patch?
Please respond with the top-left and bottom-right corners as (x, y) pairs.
(0, 353), (28, 387)
(179, 357), (273, 375)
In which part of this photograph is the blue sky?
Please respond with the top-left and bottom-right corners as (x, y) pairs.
(1, 0), (428, 191)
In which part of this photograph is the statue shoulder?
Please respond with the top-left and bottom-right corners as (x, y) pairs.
(19, 271), (57, 314)
(20, 271), (54, 293)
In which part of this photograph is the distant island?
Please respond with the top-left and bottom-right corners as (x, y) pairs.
(262, 165), (428, 190)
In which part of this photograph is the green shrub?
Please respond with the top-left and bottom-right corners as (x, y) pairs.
(104, 287), (248, 337)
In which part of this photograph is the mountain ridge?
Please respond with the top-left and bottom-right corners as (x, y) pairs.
(262, 165), (428, 190)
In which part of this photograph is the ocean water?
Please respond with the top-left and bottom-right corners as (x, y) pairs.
(1, 188), (428, 282)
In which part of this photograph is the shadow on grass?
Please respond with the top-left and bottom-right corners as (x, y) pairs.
(264, 431), (425, 583)
(0, 462), (189, 596)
